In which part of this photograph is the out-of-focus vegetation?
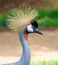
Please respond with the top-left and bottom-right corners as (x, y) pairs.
(0, 8), (58, 30)
(31, 61), (58, 65)
(35, 8), (58, 29)
(0, 0), (58, 13)
(0, 13), (7, 30)
(0, 61), (58, 65)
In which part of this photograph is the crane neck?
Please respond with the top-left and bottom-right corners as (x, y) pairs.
(18, 30), (30, 65)
(19, 30), (29, 50)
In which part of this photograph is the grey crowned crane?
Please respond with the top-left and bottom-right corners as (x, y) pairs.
(4, 8), (43, 65)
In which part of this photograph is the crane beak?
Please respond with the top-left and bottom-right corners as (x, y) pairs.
(33, 28), (43, 35)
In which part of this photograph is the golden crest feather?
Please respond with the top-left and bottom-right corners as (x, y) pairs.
(7, 8), (38, 32)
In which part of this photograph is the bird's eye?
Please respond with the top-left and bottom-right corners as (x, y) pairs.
(27, 25), (33, 32)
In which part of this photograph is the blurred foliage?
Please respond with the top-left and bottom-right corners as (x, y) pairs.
(35, 8), (58, 29)
(0, 61), (58, 65)
(37, 8), (58, 18)
(51, 0), (58, 2)
(0, 8), (58, 30)
(0, 13), (7, 30)
(42, 0), (49, 2)
(23, 0), (31, 2)
(0, 0), (58, 12)
(31, 61), (58, 65)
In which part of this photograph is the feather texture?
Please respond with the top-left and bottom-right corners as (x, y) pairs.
(7, 8), (38, 32)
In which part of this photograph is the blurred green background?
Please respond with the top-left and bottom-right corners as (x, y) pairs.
(0, 0), (58, 65)
(0, 0), (58, 30)
(0, 8), (58, 30)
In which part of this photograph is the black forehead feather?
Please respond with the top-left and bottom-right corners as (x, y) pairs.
(31, 21), (38, 28)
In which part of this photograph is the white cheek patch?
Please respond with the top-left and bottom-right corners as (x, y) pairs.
(27, 25), (33, 32)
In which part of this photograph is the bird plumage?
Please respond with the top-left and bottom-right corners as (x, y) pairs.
(4, 30), (30, 65)
(7, 8), (38, 32)
(4, 8), (43, 65)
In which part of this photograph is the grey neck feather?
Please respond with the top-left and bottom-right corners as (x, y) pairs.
(18, 30), (30, 65)
(4, 30), (30, 65)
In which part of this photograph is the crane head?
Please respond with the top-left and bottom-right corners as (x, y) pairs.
(24, 21), (43, 40)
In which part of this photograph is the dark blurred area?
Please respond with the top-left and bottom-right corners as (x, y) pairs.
(0, 0), (58, 13)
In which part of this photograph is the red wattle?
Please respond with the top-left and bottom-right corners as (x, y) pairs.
(24, 34), (28, 40)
